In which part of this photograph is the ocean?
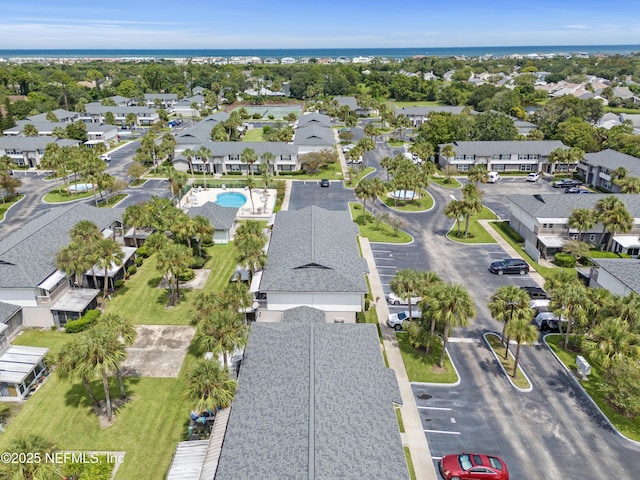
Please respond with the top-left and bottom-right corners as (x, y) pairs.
(1, 45), (640, 60)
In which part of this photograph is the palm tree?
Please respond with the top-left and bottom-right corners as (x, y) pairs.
(354, 178), (373, 223)
(548, 276), (589, 349)
(2, 435), (62, 479)
(192, 215), (214, 257)
(568, 208), (596, 242)
(594, 195), (624, 248)
(236, 236), (267, 275)
(173, 212), (197, 250)
(583, 317), (640, 372)
(444, 200), (465, 237)
(197, 146), (212, 188)
(70, 220), (102, 289)
(368, 177), (386, 218)
(57, 339), (100, 408)
(390, 269), (421, 322)
(246, 176), (256, 213)
(427, 282), (477, 367)
(95, 238), (124, 297)
(461, 183), (483, 238)
(196, 309), (248, 368)
(168, 169), (189, 207)
(122, 204), (146, 248)
(182, 148), (196, 183)
(191, 291), (220, 325)
(379, 156), (395, 181)
(184, 359), (236, 413)
(158, 241), (193, 302)
(262, 151), (276, 175)
(241, 147), (258, 177)
(507, 317), (539, 377)
(221, 281), (253, 316)
(439, 145), (456, 179)
(97, 313), (136, 399)
(468, 164), (489, 185)
(603, 204), (633, 251)
(487, 285), (534, 353)
(616, 176), (640, 194)
(56, 241), (92, 287)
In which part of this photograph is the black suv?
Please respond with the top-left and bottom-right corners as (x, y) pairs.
(520, 286), (548, 299)
(489, 258), (530, 275)
(552, 178), (583, 188)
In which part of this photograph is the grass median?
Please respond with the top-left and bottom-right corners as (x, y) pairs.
(396, 334), (458, 383)
(349, 202), (412, 243)
(447, 207), (497, 244)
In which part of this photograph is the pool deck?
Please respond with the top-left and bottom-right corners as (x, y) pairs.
(182, 186), (276, 220)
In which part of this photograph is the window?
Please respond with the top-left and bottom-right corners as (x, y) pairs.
(457, 164), (469, 171)
(280, 165), (293, 172)
(492, 154), (500, 160)
(493, 164), (505, 171)
(529, 154), (539, 160)
(601, 168), (610, 176)
(520, 164), (532, 172)
(570, 234), (578, 240)
(518, 154), (528, 160)
(454, 155), (464, 160)
(589, 234), (596, 242)
(280, 155), (292, 161)
(228, 155), (239, 161)
(628, 248), (639, 256)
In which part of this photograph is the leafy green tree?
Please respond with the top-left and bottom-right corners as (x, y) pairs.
(472, 111), (518, 141)
(461, 183), (483, 238)
(127, 161), (147, 185)
(157, 242), (193, 302)
(568, 208), (596, 242)
(184, 359), (236, 413)
(1, 435), (62, 479)
(241, 147), (258, 176)
(195, 309), (248, 368)
(507, 317), (538, 377)
(390, 269), (421, 321)
(56, 241), (93, 287)
(95, 238), (124, 297)
(122, 204), (146, 248)
(487, 285), (534, 349)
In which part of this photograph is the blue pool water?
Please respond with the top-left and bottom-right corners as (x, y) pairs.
(215, 192), (247, 208)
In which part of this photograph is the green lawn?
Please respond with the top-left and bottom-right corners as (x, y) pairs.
(0, 194), (25, 221)
(380, 190), (434, 212)
(431, 176), (462, 188)
(344, 167), (375, 187)
(0, 373), (188, 480)
(447, 207), (497, 244)
(485, 334), (531, 390)
(396, 334), (458, 383)
(385, 100), (442, 108)
(106, 244), (237, 325)
(129, 179), (148, 187)
(242, 128), (264, 141)
(43, 187), (95, 203)
(97, 194), (128, 208)
(349, 202), (412, 244)
(545, 335), (640, 441)
(12, 329), (73, 358)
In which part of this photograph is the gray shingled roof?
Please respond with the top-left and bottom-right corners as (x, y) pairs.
(592, 258), (640, 294)
(26, 109), (78, 122)
(333, 96), (359, 110)
(394, 105), (468, 116)
(297, 112), (331, 127)
(177, 141), (297, 158)
(144, 93), (178, 100)
(0, 204), (123, 288)
(0, 301), (21, 323)
(583, 149), (640, 177)
(174, 113), (231, 144)
(293, 125), (335, 146)
(84, 105), (157, 115)
(214, 317), (407, 480)
(260, 206), (368, 293)
(439, 140), (567, 156)
(188, 202), (238, 231)
(0, 137), (80, 151)
(509, 193), (640, 219)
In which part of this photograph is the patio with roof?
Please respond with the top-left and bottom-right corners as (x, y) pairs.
(0, 345), (49, 401)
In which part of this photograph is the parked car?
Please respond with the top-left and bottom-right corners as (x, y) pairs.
(530, 299), (550, 315)
(520, 286), (548, 299)
(386, 310), (421, 330)
(488, 258), (529, 275)
(526, 172), (540, 182)
(533, 312), (563, 333)
(387, 292), (421, 306)
(564, 186), (591, 193)
(487, 171), (501, 183)
(342, 144), (356, 153)
(320, 179), (330, 187)
(100, 154), (111, 162)
(552, 178), (582, 188)
(439, 453), (509, 480)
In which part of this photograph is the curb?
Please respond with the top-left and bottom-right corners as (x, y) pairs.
(483, 332), (533, 393)
(409, 347), (462, 387)
(543, 334), (640, 446)
(0, 194), (26, 223)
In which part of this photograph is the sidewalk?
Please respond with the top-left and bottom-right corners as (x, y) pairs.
(477, 219), (546, 288)
(360, 237), (437, 480)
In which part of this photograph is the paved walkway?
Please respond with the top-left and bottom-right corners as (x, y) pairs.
(360, 237), (437, 480)
(477, 219), (547, 288)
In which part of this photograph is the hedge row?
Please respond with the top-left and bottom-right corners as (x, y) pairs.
(65, 309), (101, 333)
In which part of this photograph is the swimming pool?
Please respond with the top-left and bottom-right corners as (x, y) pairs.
(215, 192), (247, 208)
(68, 183), (93, 193)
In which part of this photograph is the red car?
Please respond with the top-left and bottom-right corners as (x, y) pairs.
(439, 453), (509, 480)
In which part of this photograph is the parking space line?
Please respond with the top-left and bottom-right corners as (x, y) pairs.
(424, 429), (461, 435)
(372, 250), (392, 253)
(377, 265), (398, 269)
(417, 406), (452, 411)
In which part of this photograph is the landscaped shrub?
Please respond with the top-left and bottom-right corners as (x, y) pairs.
(114, 279), (125, 288)
(65, 309), (101, 333)
(135, 256), (144, 267)
(494, 221), (524, 243)
(226, 171), (243, 175)
(178, 269), (195, 282)
(278, 170), (306, 176)
(190, 256), (207, 269)
(127, 265), (137, 275)
(136, 246), (151, 258)
(554, 252), (576, 267)
(201, 239), (215, 248)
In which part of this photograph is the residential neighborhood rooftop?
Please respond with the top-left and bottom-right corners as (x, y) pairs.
(509, 193), (640, 219)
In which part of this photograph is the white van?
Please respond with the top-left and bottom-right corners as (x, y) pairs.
(487, 171), (501, 183)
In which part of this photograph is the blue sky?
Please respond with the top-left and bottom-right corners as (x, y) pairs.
(2, 0), (640, 49)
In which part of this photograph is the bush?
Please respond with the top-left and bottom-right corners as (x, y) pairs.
(278, 170), (306, 176)
(190, 256), (207, 269)
(135, 256), (144, 267)
(226, 171), (243, 175)
(495, 221), (524, 243)
(136, 246), (151, 258)
(554, 252), (576, 268)
(127, 265), (137, 275)
(201, 239), (215, 248)
(114, 279), (125, 288)
(178, 269), (195, 282)
(65, 309), (101, 333)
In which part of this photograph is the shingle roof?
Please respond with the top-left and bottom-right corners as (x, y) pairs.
(509, 193), (640, 219)
(439, 140), (567, 156)
(0, 301), (21, 323)
(394, 105), (468, 116)
(0, 204), (123, 288)
(174, 113), (231, 144)
(260, 206), (368, 293)
(297, 112), (331, 127)
(0, 137), (80, 151)
(582, 149), (640, 177)
(176, 141), (297, 157)
(214, 315), (407, 480)
(187, 202), (238, 231)
(26, 109), (78, 122)
(333, 96), (359, 110)
(592, 258), (640, 294)
(293, 125), (335, 146)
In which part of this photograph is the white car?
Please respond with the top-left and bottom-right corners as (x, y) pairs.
(527, 172), (540, 182)
(100, 154), (111, 162)
(342, 144), (356, 153)
(387, 292), (421, 306)
(487, 171), (501, 183)
(386, 310), (422, 330)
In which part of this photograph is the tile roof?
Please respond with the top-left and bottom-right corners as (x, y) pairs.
(439, 140), (567, 156)
(259, 206), (368, 293)
(214, 314), (407, 480)
(0, 204), (123, 288)
(509, 193), (640, 219)
(592, 258), (640, 294)
(582, 149), (640, 177)
(187, 202), (238, 231)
